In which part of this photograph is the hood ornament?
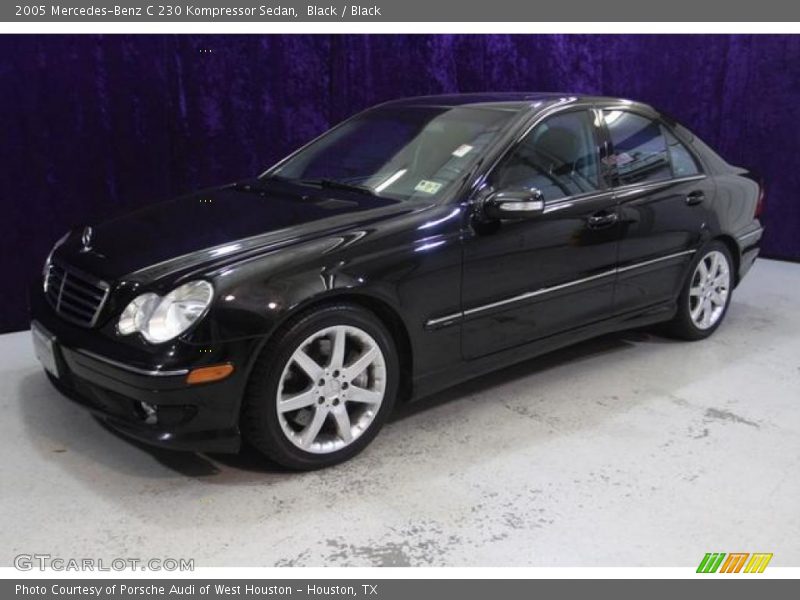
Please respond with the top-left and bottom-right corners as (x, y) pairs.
(80, 226), (93, 253)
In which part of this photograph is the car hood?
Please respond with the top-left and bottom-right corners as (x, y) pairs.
(54, 179), (408, 283)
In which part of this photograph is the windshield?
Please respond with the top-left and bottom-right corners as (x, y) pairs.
(265, 105), (517, 201)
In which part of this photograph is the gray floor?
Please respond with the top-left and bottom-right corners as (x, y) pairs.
(1, 259), (798, 567)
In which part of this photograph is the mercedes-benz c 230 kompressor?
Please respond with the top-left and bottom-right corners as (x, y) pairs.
(31, 94), (765, 469)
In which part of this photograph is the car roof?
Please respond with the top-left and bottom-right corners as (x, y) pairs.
(376, 92), (654, 114)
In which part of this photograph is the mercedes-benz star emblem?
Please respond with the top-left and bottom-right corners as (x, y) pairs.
(80, 226), (93, 253)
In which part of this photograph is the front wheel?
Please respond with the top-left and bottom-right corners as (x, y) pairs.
(666, 241), (734, 340)
(241, 303), (399, 470)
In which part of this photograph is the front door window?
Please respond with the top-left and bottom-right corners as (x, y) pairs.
(491, 110), (601, 201)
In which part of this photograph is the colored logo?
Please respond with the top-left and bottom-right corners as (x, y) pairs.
(697, 552), (773, 573)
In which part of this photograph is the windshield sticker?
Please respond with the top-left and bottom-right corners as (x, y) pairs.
(452, 144), (474, 158)
(615, 152), (634, 165)
(415, 180), (443, 194)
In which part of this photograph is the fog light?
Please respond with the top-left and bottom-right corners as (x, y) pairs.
(186, 363), (234, 385)
(139, 401), (158, 425)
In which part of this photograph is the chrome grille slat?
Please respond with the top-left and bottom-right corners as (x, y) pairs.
(44, 261), (110, 327)
(62, 277), (105, 300)
(59, 301), (94, 320)
(58, 296), (95, 316)
(58, 287), (99, 309)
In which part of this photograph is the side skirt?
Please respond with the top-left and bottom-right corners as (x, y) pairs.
(409, 300), (677, 402)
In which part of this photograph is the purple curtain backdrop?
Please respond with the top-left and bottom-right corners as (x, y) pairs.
(1, 34), (798, 333)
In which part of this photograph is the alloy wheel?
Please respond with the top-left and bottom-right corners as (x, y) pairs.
(276, 325), (387, 454)
(689, 250), (731, 330)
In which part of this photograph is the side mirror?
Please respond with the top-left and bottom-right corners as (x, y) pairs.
(483, 187), (545, 220)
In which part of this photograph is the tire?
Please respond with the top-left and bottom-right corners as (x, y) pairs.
(665, 241), (734, 340)
(241, 303), (399, 470)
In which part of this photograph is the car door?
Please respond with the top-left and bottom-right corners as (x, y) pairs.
(461, 108), (621, 360)
(598, 107), (715, 315)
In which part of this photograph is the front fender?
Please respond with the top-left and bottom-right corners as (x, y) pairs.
(182, 206), (465, 390)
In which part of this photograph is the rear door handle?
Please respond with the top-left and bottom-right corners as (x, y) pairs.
(686, 190), (705, 206)
(587, 210), (619, 229)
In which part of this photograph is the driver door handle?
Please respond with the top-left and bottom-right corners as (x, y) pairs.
(686, 190), (705, 206)
(587, 210), (619, 229)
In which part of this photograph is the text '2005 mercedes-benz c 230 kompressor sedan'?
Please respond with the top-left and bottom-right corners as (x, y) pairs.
(31, 93), (764, 469)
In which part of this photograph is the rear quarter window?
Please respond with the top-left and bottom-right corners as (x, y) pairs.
(663, 127), (701, 177)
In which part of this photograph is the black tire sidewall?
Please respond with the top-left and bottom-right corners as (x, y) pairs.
(243, 304), (399, 470)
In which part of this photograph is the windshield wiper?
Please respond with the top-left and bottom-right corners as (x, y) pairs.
(302, 178), (376, 196)
(256, 175), (377, 197)
(262, 174), (294, 184)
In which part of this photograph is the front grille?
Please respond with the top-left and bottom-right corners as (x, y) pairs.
(45, 262), (110, 327)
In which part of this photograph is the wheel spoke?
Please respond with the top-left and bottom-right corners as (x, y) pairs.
(702, 299), (713, 327)
(293, 349), (324, 381)
(329, 327), (346, 370)
(348, 385), (383, 405)
(690, 300), (704, 321)
(300, 407), (328, 448)
(690, 285), (703, 297)
(332, 408), (353, 443)
(344, 346), (378, 380)
(709, 253), (720, 278)
(697, 259), (709, 280)
(278, 390), (317, 413)
(697, 304), (706, 327)
(698, 301), (708, 325)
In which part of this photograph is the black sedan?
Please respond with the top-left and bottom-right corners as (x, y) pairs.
(30, 93), (764, 469)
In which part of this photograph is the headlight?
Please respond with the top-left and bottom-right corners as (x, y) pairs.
(117, 293), (160, 335)
(117, 280), (214, 343)
(43, 232), (70, 291)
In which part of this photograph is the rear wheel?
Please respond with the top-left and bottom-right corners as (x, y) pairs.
(241, 303), (398, 470)
(666, 241), (734, 340)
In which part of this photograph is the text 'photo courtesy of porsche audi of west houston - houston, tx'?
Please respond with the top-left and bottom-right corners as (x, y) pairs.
(30, 93), (764, 469)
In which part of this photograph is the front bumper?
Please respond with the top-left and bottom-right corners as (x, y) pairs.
(30, 289), (259, 454)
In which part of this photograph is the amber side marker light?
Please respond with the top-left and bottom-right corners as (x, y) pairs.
(186, 363), (234, 385)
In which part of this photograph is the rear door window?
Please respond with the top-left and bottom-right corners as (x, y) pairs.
(602, 110), (672, 185)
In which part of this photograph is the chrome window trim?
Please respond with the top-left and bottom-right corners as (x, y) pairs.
(612, 174), (707, 199)
(543, 190), (615, 213)
(74, 348), (189, 377)
(425, 249), (696, 329)
(540, 174), (706, 213)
